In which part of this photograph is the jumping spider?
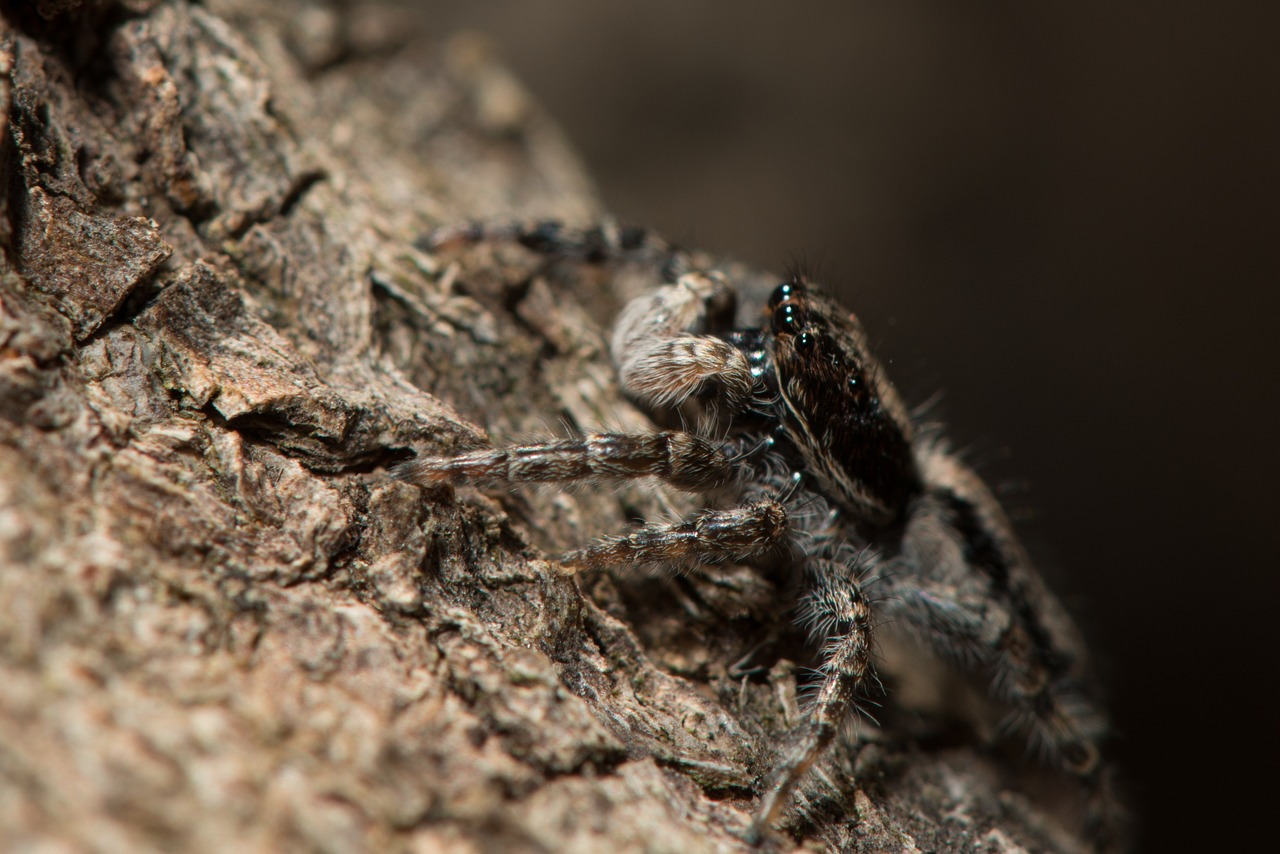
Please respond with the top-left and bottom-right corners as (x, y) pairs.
(398, 221), (1119, 848)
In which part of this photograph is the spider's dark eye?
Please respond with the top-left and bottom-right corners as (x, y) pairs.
(768, 282), (796, 309)
(795, 332), (815, 352)
(772, 302), (800, 333)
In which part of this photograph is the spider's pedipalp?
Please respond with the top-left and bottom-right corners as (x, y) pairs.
(611, 272), (754, 414)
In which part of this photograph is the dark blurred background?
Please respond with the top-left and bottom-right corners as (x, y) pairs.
(429, 3), (1278, 850)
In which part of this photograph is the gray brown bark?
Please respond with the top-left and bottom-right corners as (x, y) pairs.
(0, 2), (1093, 851)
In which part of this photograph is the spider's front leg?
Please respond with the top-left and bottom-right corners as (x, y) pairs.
(396, 429), (791, 570)
(395, 431), (739, 493)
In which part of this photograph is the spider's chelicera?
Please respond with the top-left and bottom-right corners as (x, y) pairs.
(398, 222), (1119, 847)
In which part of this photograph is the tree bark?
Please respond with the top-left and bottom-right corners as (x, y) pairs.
(0, 2), (1093, 851)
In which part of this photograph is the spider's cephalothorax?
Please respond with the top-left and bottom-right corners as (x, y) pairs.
(756, 279), (920, 526)
(399, 221), (1121, 849)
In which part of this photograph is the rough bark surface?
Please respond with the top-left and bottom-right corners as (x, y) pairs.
(0, 3), (1091, 852)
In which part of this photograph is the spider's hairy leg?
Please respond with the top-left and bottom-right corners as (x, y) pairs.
(884, 446), (1126, 849)
(420, 219), (684, 275)
(883, 567), (1106, 762)
(394, 431), (739, 493)
(879, 567), (1124, 848)
(750, 561), (874, 842)
(561, 499), (788, 572)
(880, 560), (1131, 850)
(611, 271), (754, 414)
(896, 449), (1107, 774)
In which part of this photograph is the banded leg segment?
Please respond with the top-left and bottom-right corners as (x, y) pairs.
(395, 431), (738, 493)
(751, 564), (874, 840)
(893, 455), (1108, 777)
(878, 574), (1106, 771)
(881, 575), (1122, 848)
(421, 219), (685, 276)
(562, 499), (788, 571)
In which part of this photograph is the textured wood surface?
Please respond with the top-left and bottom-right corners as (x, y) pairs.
(0, 2), (1096, 851)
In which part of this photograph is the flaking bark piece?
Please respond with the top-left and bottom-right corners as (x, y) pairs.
(138, 260), (355, 464)
(15, 187), (171, 339)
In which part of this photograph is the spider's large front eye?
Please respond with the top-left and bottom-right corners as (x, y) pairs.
(794, 332), (815, 352)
